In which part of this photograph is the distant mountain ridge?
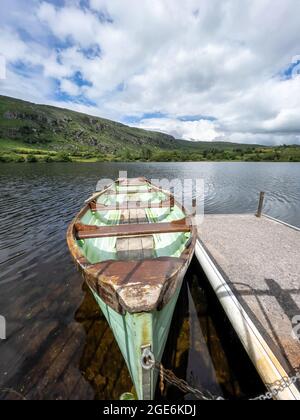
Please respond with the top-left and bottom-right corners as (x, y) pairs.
(0, 95), (261, 152)
(0, 95), (185, 153)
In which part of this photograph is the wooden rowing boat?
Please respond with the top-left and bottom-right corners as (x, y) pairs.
(66, 177), (196, 399)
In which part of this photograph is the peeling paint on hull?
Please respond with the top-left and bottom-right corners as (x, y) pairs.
(90, 282), (183, 400)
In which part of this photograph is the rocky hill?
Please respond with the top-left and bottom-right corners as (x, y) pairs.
(0, 95), (181, 154)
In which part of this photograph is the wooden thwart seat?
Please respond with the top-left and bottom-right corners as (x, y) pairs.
(120, 209), (148, 224)
(90, 196), (174, 211)
(117, 177), (149, 187)
(104, 187), (158, 195)
(75, 218), (191, 240)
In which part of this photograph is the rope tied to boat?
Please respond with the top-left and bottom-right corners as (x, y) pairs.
(159, 363), (165, 395)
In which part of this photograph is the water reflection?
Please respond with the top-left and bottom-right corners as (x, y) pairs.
(75, 283), (132, 400)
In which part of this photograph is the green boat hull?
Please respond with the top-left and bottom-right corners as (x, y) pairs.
(90, 283), (182, 400)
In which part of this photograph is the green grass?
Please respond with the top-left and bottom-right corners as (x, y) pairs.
(1, 145), (300, 163)
(0, 138), (40, 150)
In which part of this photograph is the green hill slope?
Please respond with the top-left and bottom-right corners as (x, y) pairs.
(0, 95), (299, 162)
(0, 95), (180, 154)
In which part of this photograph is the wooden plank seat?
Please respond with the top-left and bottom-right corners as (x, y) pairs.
(116, 235), (155, 260)
(89, 197), (174, 212)
(120, 209), (148, 224)
(117, 177), (149, 187)
(75, 218), (191, 240)
(103, 187), (159, 195)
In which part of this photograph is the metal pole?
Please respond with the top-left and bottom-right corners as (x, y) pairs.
(256, 192), (265, 218)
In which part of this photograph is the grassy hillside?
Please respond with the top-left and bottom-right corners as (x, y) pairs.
(0, 95), (179, 152)
(0, 95), (299, 163)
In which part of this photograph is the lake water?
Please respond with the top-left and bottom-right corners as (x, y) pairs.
(0, 162), (299, 400)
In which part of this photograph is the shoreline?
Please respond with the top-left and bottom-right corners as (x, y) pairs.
(1, 159), (300, 164)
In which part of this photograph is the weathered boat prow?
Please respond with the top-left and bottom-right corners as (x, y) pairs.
(67, 177), (196, 399)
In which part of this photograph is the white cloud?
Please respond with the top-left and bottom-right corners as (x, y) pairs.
(37, 3), (102, 47)
(135, 118), (221, 142)
(262, 109), (300, 133)
(0, 68), (55, 104)
(0, 0), (300, 145)
(60, 78), (81, 96)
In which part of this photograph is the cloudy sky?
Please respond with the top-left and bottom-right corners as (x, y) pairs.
(0, 0), (300, 145)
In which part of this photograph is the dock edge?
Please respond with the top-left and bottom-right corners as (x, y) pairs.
(195, 239), (300, 400)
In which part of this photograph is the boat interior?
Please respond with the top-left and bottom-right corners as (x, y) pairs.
(76, 179), (192, 264)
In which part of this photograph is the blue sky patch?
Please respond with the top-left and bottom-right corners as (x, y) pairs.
(49, 35), (75, 52)
(70, 71), (92, 87)
(49, 0), (64, 5)
(17, 28), (34, 43)
(280, 59), (300, 80)
(79, 0), (90, 9)
(10, 60), (43, 79)
(116, 82), (126, 92)
(54, 89), (96, 107)
(81, 44), (101, 59)
(51, 77), (95, 106)
(123, 112), (168, 124)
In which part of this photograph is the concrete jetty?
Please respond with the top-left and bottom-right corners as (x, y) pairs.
(196, 213), (300, 399)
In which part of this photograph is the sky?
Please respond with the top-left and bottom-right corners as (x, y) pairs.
(0, 0), (300, 145)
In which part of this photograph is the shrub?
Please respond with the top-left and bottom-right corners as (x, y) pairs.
(140, 147), (152, 160)
(27, 154), (38, 163)
(44, 155), (54, 163)
(24, 138), (38, 144)
(16, 156), (26, 163)
(289, 156), (300, 162)
(57, 152), (72, 162)
(0, 155), (12, 163)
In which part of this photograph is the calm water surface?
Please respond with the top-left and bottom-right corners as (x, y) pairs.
(0, 162), (299, 400)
